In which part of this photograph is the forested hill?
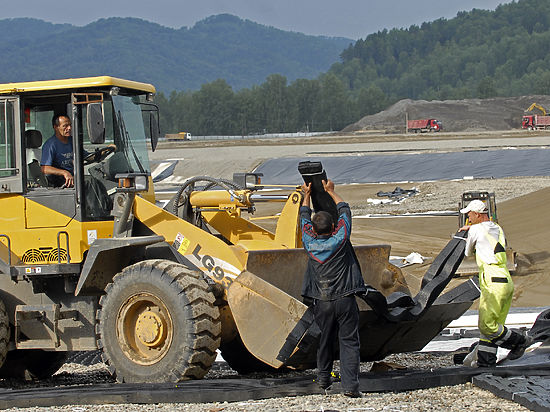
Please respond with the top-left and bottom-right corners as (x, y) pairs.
(0, 15), (351, 92)
(330, 0), (550, 101)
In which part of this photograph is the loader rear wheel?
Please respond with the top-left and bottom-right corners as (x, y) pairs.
(0, 298), (9, 368)
(97, 259), (221, 383)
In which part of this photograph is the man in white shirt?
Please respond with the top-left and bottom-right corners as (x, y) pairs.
(460, 199), (532, 367)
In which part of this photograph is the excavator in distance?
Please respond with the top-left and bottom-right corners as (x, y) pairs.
(524, 102), (548, 116)
(0, 77), (478, 383)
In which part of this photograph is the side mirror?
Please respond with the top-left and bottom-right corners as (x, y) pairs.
(149, 111), (160, 151)
(87, 103), (105, 144)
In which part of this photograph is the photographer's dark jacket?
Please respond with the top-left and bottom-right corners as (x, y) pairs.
(300, 202), (366, 301)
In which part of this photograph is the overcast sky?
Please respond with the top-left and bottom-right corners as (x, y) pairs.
(3, 0), (511, 39)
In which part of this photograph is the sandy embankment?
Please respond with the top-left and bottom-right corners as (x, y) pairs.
(342, 181), (550, 308)
(152, 132), (550, 308)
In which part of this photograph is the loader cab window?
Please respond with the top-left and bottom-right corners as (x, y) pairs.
(0, 100), (17, 178)
(111, 95), (151, 174)
(75, 100), (115, 220)
(0, 98), (23, 192)
(24, 107), (53, 189)
(25, 107), (54, 139)
(76, 94), (152, 220)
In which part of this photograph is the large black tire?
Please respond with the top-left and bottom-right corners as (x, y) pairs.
(0, 298), (8, 369)
(0, 350), (68, 379)
(97, 259), (221, 383)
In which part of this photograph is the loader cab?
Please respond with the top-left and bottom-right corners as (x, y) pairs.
(0, 77), (159, 225)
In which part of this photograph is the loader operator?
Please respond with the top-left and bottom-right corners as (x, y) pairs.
(459, 199), (532, 367)
(300, 179), (365, 398)
(41, 115), (75, 187)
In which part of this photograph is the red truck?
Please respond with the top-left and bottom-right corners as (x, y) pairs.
(522, 115), (550, 130)
(407, 119), (442, 133)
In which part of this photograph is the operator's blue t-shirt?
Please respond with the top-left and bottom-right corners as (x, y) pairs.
(41, 135), (74, 175)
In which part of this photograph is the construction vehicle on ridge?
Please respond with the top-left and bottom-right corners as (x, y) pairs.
(524, 102), (548, 116)
(522, 103), (550, 130)
(522, 115), (550, 130)
(0, 77), (477, 383)
(407, 119), (442, 133)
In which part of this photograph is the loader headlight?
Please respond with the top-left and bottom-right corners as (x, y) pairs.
(115, 173), (149, 193)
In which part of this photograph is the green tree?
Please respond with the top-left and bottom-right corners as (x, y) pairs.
(315, 73), (351, 131)
(356, 85), (388, 118)
(259, 74), (290, 132)
(288, 78), (320, 132)
(188, 79), (235, 135)
(477, 77), (497, 98)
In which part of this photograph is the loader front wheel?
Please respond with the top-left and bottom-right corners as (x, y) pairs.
(0, 298), (9, 368)
(97, 259), (221, 383)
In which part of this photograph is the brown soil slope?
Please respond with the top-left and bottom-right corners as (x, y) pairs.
(348, 186), (550, 308)
(344, 95), (550, 133)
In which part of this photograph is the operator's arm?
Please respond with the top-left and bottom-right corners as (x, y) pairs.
(41, 141), (74, 187)
(41, 165), (74, 187)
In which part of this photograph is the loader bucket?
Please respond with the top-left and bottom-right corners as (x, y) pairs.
(226, 233), (478, 370)
(356, 299), (473, 361)
(226, 270), (310, 368)
(226, 245), (412, 369)
(241, 245), (410, 300)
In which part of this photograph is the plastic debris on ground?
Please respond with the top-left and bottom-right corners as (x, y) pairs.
(376, 186), (419, 201)
(390, 252), (427, 267)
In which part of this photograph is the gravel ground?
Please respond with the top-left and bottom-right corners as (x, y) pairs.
(1, 353), (529, 412)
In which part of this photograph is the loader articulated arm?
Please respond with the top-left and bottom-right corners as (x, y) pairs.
(132, 180), (304, 291)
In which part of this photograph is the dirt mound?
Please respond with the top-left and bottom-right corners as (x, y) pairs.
(344, 95), (550, 133)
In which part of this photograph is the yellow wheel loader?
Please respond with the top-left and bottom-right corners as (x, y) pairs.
(0, 77), (477, 383)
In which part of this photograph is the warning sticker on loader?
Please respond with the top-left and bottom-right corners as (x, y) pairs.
(174, 232), (191, 255)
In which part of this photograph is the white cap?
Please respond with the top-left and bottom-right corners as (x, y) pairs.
(460, 199), (488, 214)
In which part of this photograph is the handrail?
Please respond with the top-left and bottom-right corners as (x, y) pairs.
(56, 231), (70, 263)
(0, 234), (12, 266)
